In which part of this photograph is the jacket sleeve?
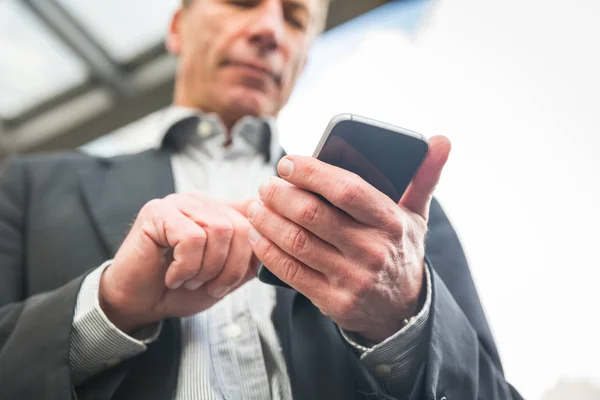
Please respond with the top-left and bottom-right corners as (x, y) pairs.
(0, 157), (136, 400)
(0, 275), (85, 400)
(410, 199), (524, 400)
(416, 268), (524, 400)
(0, 156), (78, 399)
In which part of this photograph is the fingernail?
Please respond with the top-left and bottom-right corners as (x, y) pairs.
(247, 202), (261, 221)
(278, 158), (294, 177)
(170, 279), (185, 290)
(212, 286), (231, 299)
(184, 280), (204, 291)
(249, 227), (261, 243)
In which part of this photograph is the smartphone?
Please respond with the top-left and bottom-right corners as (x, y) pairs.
(257, 113), (429, 288)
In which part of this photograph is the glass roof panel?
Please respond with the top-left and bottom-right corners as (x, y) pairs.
(57, 0), (180, 61)
(0, 0), (87, 119)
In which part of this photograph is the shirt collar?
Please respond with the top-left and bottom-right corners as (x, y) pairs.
(156, 106), (280, 163)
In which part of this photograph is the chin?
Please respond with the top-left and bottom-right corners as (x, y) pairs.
(227, 87), (277, 118)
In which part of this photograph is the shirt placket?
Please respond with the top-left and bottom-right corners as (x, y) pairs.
(207, 287), (272, 400)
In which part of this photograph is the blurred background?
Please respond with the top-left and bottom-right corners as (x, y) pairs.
(1, 0), (599, 398)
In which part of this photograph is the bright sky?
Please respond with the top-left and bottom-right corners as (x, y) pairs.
(278, 1), (600, 399)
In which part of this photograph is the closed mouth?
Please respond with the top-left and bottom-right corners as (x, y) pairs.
(223, 60), (282, 86)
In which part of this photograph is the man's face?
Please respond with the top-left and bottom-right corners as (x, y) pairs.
(168, 0), (321, 125)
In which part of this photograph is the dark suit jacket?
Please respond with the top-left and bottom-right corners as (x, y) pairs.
(0, 148), (523, 400)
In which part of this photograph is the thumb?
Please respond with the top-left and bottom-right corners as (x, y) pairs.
(399, 135), (451, 220)
(228, 198), (258, 218)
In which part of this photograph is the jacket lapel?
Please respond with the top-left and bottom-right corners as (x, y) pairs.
(78, 149), (175, 256)
(275, 288), (383, 400)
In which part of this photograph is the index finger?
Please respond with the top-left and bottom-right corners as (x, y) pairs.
(276, 155), (396, 227)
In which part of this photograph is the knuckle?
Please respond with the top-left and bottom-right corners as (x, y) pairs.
(334, 178), (361, 207)
(303, 163), (318, 185)
(298, 199), (320, 224)
(352, 272), (375, 298)
(211, 220), (234, 239)
(171, 259), (200, 279)
(288, 227), (309, 255)
(252, 204), (268, 226)
(282, 257), (302, 284)
(378, 206), (401, 230)
(141, 198), (164, 217)
(392, 215), (407, 234)
(179, 263), (200, 278)
(398, 210), (412, 228)
(261, 178), (277, 202)
(186, 229), (207, 247)
(260, 240), (277, 263)
(335, 294), (360, 317)
(366, 246), (390, 269)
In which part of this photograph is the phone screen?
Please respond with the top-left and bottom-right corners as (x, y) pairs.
(317, 118), (429, 203)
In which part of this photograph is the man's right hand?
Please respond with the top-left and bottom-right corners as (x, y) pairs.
(98, 192), (258, 334)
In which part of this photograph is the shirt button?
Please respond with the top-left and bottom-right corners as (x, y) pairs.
(197, 120), (212, 138)
(374, 364), (392, 377)
(224, 324), (242, 339)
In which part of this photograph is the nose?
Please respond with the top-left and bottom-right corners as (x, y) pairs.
(248, 1), (286, 53)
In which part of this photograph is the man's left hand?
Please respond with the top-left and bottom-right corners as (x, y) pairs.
(247, 136), (451, 344)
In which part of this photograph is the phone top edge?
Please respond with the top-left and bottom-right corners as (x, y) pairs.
(312, 113), (429, 158)
(311, 113), (354, 157)
(348, 114), (428, 144)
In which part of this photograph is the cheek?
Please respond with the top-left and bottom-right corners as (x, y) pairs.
(181, 20), (224, 80)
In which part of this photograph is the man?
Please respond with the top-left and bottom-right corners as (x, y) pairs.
(0, 0), (523, 399)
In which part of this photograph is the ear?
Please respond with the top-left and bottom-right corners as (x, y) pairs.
(166, 8), (184, 55)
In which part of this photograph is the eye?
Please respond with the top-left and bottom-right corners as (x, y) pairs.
(286, 16), (306, 30)
(285, 10), (308, 31)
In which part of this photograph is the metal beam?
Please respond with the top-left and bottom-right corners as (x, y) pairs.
(21, 0), (130, 95)
(2, 54), (176, 154)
